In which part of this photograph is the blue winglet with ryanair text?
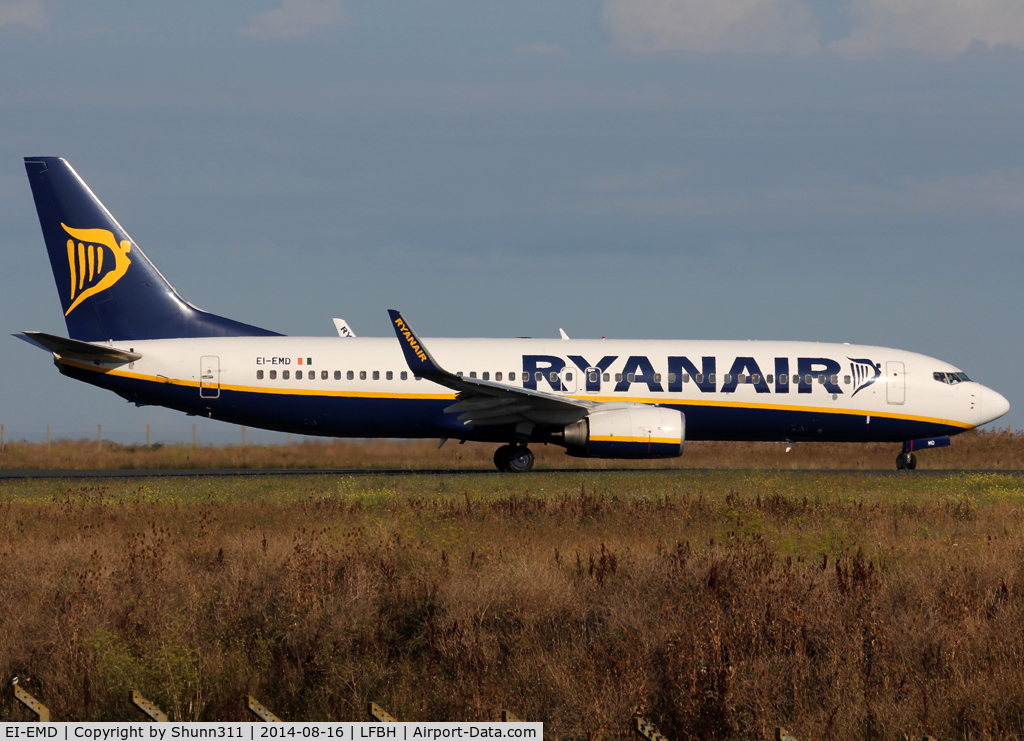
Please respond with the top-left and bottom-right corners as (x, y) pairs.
(388, 310), (448, 379)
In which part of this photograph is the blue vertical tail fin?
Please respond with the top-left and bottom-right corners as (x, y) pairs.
(24, 157), (280, 341)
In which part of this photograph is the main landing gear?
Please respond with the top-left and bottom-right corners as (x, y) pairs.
(896, 450), (917, 470)
(494, 444), (534, 473)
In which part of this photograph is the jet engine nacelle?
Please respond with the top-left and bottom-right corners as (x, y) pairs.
(561, 406), (684, 459)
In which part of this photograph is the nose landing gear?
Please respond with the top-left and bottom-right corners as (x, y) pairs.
(896, 450), (917, 470)
(494, 444), (534, 473)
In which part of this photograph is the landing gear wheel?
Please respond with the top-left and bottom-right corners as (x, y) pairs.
(506, 446), (534, 473)
(896, 452), (917, 470)
(494, 444), (534, 472)
(494, 445), (513, 471)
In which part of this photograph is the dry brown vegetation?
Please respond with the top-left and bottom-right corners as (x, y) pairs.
(2, 427), (1023, 471)
(2, 471), (1024, 738)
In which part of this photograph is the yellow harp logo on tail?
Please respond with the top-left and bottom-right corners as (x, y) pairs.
(61, 223), (132, 316)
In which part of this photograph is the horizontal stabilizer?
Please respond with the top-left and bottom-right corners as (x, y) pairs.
(15, 331), (141, 363)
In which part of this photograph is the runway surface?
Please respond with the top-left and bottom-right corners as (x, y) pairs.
(1, 467), (1021, 480)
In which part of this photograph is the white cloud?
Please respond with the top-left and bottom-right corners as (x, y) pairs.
(602, 0), (1024, 56)
(238, 0), (346, 40)
(603, 0), (820, 54)
(0, 0), (48, 31)
(832, 0), (1024, 57)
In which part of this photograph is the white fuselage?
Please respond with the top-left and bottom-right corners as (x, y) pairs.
(59, 335), (1008, 444)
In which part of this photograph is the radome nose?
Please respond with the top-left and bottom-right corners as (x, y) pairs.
(982, 386), (1010, 424)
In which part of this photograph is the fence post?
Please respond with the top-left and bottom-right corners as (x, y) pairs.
(12, 682), (50, 722)
(47, 424), (51, 453)
(193, 423), (198, 449)
(242, 426), (247, 446)
(247, 696), (282, 722)
(131, 690), (169, 722)
(2, 423), (5, 452)
(147, 423), (151, 448)
(98, 424), (102, 451)
(368, 702), (398, 722)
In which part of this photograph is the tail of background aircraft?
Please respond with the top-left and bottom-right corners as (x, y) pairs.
(24, 157), (280, 342)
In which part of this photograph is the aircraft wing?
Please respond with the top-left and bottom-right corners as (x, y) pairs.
(388, 310), (597, 428)
(15, 331), (141, 363)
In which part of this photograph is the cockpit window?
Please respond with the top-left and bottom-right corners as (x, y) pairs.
(936, 371), (971, 385)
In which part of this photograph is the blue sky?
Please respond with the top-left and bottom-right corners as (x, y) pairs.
(2, 0), (1022, 445)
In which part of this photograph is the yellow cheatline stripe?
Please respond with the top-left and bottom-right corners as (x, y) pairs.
(58, 358), (973, 429)
(591, 435), (679, 445)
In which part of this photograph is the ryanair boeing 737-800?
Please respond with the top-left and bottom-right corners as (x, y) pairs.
(16, 158), (1010, 471)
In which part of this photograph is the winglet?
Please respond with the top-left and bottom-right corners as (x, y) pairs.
(387, 310), (448, 378)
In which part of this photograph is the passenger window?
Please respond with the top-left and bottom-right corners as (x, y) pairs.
(334, 371), (341, 380)
(844, 375), (851, 385)
(470, 371), (477, 379)
(724, 374), (732, 384)
(695, 374), (703, 384)
(401, 371), (408, 380)
(708, 374), (716, 384)
(495, 372), (502, 381)
(615, 373), (622, 382)
(535, 371), (543, 382)
(270, 370), (277, 380)
(373, 371), (380, 380)
(766, 374), (773, 384)
(668, 373), (676, 384)
(565, 372), (572, 382)
(736, 374), (745, 384)
(386, 371), (393, 380)
(415, 376), (422, 381)
(322, 370), (328, 380)
(830, 374), (838, 385)
(817, 374), (825, 385)
(296, 370), (303, 380)
(589, 372), (598, 383)
(283, 370), (290, 380)
(627, 373), (635, 383)
(360, 371), (367, 380)
(347, 370), (354, 380)
(549, 372), (558, 383)
(751, 374), (759, 384)
(779, 374), (788, 384)
(482, 372), (489, 380)
(683, 374), (689, 383)
(654, 373), (661, 383)
(509, 372), (516, 381)
(603, 373), (610, 382)
(309, 372), (315, 381)
(804, 374), (812, 385)
(257, 370), (264, 380)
